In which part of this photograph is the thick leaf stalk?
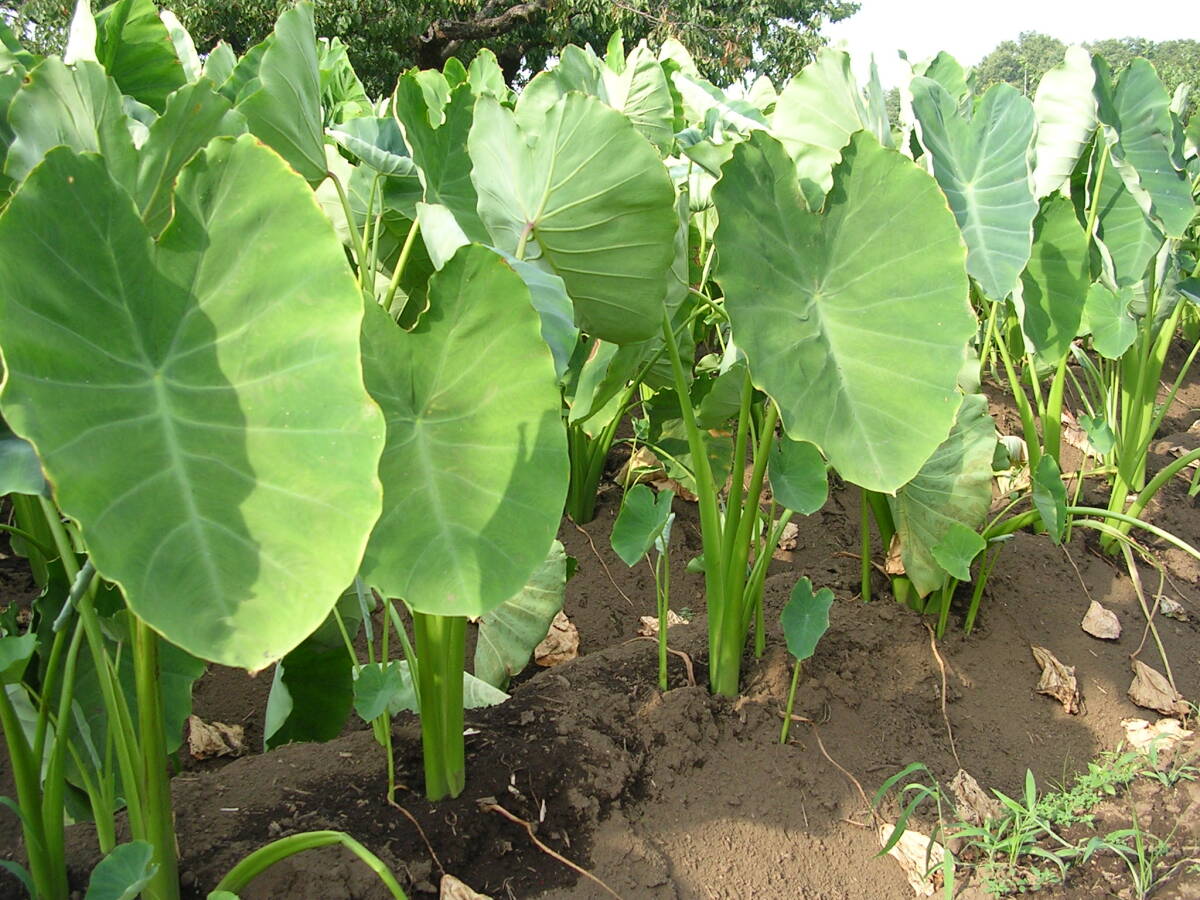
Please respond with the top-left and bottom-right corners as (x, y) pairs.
(412, 612), (467, 800)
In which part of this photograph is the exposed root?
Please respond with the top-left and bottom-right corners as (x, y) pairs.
(925, 624), (962, 769)
(387, 796), (443, 876)
(572, 521), (635, 607)
(811, 726), (882, 827)
(479, 800), (624, 899)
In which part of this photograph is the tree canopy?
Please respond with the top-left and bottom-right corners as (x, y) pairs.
(1, 0), (858, 96)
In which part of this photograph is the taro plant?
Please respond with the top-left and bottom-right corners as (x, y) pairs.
(357, 245), (569, 801)
(611, 484), (676, 689)
(686, 121), (975, 693)
(778, 578), (833, 744)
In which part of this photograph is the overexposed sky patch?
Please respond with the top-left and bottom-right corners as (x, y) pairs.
(823, 0), (1200, 86)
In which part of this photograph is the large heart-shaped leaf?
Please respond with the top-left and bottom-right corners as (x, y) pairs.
(393, 75), (489, 244)
(911, 79), (1037, 301)
(770, 49), (874, 209)
(888, 395), (996, 597)
(94, 0), (186, 113)
(1091, 139), (1165, 288)
(713, 131), (974, 492)
(469, 93), (677, 344)
(0, 137), (385, 668)
(134, 79), (246, 235)
(517, 43), (675, 155)
(230, 3), (325, 185)
(474, 540), (568, 689)
(4, 58), (137, 192)
(1099, 58), (1194, 238)
(1015, 195), (1090, 363)
(359, 245), (568, 617)
(1032, 46), (1097, 198)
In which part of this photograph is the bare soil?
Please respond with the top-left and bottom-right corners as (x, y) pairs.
(2, 357), (1199, 900)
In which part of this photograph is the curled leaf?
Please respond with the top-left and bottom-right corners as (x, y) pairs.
(534, 611), (579, 667)
(1127, 660), (1189, 717)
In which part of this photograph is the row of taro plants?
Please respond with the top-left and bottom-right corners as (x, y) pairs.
(0, 0), (1197, 897)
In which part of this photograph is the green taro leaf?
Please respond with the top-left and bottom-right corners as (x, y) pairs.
(769, 438), (829, 515)
(1082, 282), (1137, 359)
(94, 0), (186, 113)
(467, 49), (508, 100)
(1091, 135), (1164, 288)
(1032, 46), (1097, 198)
(1100, 58), (1194, 238)
(517, 42), (675, 155)
(232, 2), (325, 185)
(84, 841), (156, 900)
(159, 10), (201, 83)
(911, 79), (1037, 301)
(931, 522), (986, 582)
(4, 58), (137, 193)
(264, 592), (361, 749)
(611, 485), (675, 567)
(780, 577), (834, 663)
(1032, 455), (1068, 543)
(201, 41), (236, 87)
(0, 633), (35, 683)
(1016, 195), (1090, 363)
(134, 79), (247, 235)
(474, 540), (568, 689)
(470, 92), (678, 344)
(0, 137), (386, 668)
(329, 116), (414, 177)
(0, 419), (46, 497)
(889, 395), (996, 596)
(360, 245), (569, 617)
(713, 130), (974, 493)
(393, 76), (489, 244)
(770, 49), (874, 209)
(355, 659), (508, 718)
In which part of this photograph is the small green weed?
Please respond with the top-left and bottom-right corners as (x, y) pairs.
(874, 746), (1193, 897)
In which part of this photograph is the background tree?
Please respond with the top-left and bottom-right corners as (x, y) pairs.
(974, 31), (1198, 119)
(0, 0), (859, 97)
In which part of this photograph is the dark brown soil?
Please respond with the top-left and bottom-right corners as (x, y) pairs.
(2, 354), (1199, 899)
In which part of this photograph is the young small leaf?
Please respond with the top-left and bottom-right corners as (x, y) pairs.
(1032, 456), (1068, 543)
(769, 438), (828, 514)
(930, 523), (986, 582)
(610, 484), (675, 567)
(780, 577), (834, 663)
(84, 841), (157, 900)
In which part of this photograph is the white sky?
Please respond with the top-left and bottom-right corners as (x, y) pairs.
(823, 0), (1200, 87)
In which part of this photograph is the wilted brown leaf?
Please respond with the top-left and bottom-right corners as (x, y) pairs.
(637, 610), (689, 636)
(1031, 646), (1081, 714)
(1159, 596), (1188, 622)
(1127, 660), (1190, 717)
(885, 533), (906, 576)
(534, 611), (579, 667)
(186, 715), (245, 760)
(1080, 600), (1121, 640)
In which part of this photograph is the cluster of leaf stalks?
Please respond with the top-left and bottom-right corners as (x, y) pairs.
(1, 0), (1199, 896)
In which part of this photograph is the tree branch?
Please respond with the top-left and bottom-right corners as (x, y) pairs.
(416, 0), (552, 67)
